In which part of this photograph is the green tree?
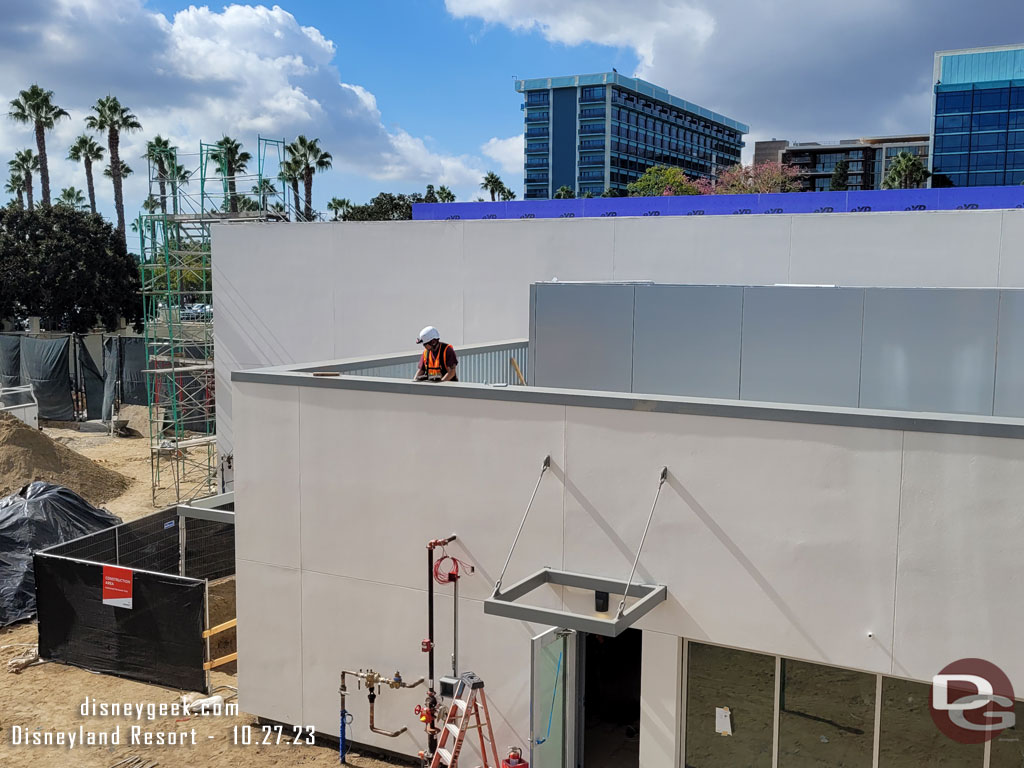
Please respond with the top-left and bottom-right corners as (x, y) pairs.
(601, 187), (627, 197)
(344, 192), (423, 221)
(553, 185), (576, 199)
(55, 186), (87, 210)
(437, 185), (456, 203)
(278, 157), (303, 220)
(0, 204), (142, 332)
(141, 194), (160, 213)
(67, 134), (105, 215)
(103, 162), (132, 179)
(287, 135), (332, 221)
(252, 178), (277, 211)
(9, 149), (39, 210)
(424, 184), (439, 203)
(210, 135), (251, 214)
(480, 171), (504, 201)
(702, 161), (802, 194)
(7, 84), (69, 207)
(499, 183), (517, 201)
(146, 135), (173, 214)
(626, 166), (699, 197)
(327, 197), (352, 220)
(85, 95), (142, 245)
(882, 151), (930, 190)
(830, 159), (849, 191)
(5, 171), (25, 208)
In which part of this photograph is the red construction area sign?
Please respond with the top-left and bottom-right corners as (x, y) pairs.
(102, 566), (133, 609)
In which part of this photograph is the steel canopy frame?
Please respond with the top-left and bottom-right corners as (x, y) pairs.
(484, 569), (667, 637)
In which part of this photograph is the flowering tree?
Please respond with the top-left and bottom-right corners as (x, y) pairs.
(700, 162), (802, 194)
(626, 165), (700, 196)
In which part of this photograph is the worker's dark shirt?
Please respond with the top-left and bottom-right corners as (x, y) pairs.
(417, 343), (458, 381)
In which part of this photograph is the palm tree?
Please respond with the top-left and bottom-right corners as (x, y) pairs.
(210, 136), (251, 214)
(499, 184), (517, 201)
(437, 185), (456, 203)
(278, 157), (303, 220)
(327, 197), (351, 221)
(9, 149), (40, 209)
(104, 162), (133, 179)
(287, 135), (333, 221)
(553, 185), (576, 199)
(146, 135), (174, 214)
(8, 84), (69, 206)
(5, 170), (25, 207)
(85, 95), (142, 244)
(251, 178), (277, 211)
(67, 134), (105, 215)
(882, 151), (930, 190)
(167, 162), (191, 214)
(141, 194), (160, 213)
(55, 186), (87, 210)
(480, 171), (503, 201)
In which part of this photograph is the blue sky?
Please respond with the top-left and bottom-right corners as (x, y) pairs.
(2, 0), (1024, 229)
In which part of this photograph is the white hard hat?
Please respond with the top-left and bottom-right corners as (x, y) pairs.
(417, 326), (440, 344)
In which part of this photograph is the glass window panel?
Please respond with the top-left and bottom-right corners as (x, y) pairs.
(973, 112), (1009, 131)
(685, 642), (775, 768)
(936, 114), (970, 133)
(970, 171), (1005, 185)
(974, 88), (1009, 112)
(936, 91), (972, 114)
(936, 134), (970, 153)
(777, 660), (875, 767)
(1008, 132), (1024, 149)
(1011, 87), (1024, 110)
(990, 701), (1024, 767)
(970, 152), (1006, 170)
(1009, 112), (1024, 130)
(1007, 151), (1024, 169)
(877, 677), (983, 766)
(933, 153), (969, 172)
(1009, 171), (1024, 185)
(972, 132), (1006, 151)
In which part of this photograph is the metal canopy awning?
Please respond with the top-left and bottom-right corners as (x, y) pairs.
(484, 568), (667, 637)
(484, 457), (669, 637)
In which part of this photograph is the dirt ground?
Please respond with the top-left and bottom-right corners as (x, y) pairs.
(0, 423), (402, 768)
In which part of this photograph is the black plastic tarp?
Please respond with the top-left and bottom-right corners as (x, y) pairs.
(102, 336), (149, 422)
(0, 482), (120, 626)
(35, 554), (206, 691)
(75, 337), (104, 422)
(0, 335), (19, 389)
(19, 336), (73, 421)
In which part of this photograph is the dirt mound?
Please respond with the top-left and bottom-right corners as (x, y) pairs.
(0, 413), (130, 505)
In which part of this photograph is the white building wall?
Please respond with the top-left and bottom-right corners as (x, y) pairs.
(213, 210), (1024, 465)
(233, 378), (1024, 761)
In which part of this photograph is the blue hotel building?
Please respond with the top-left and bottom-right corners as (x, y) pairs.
(931, 44), (1024, 187)
(515, 73), (748, 199)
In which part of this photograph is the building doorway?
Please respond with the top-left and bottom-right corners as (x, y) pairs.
(579, 629), (642, 768)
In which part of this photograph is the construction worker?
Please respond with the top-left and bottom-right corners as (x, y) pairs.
(414, 326), (458, 382)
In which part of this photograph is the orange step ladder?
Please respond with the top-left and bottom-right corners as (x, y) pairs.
(429, 672), (499, 768)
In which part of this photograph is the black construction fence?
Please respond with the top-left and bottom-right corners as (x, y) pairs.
(0, 332), (148, 422)
(33, 496), (235, 692)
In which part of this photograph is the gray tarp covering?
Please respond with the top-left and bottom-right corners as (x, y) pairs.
(121, 337), (148, 406)
(0, 335), (19, 389)
(101, 336), (149, 422)
(75, 337), (104, 422)
(18, 337), (73, 421)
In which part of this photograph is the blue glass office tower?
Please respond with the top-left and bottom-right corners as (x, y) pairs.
(931, 45), (1024, 187)
(515, 73), (748, 199)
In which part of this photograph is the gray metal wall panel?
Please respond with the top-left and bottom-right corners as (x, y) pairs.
(860, 289), (999, 415)
(532, 283), (634, 392)
(631, 285), (742, 398)
(994, 290), (1024, 417)
(741, 287), (865, 407)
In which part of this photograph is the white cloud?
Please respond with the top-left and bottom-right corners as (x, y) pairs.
(445, 0), (714, 70)
(481, 134), (524, 178)
(0, 0), (491, 218)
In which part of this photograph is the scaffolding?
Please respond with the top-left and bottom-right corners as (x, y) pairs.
(138, 137), (289, 505)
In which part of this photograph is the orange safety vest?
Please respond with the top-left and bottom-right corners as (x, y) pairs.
(422, 343), (455, 379)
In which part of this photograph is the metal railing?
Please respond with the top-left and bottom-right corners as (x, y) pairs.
(301, 340), (529, 385)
